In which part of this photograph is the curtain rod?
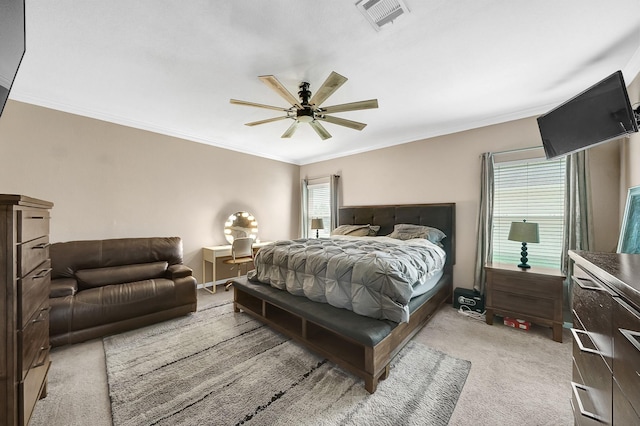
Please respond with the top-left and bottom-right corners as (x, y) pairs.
(304, 174), (340, 182)
(491, 146), (543, 156)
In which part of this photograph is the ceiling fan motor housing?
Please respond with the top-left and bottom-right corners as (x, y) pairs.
(297, 107), (315, 123)
(297, 81), (315, 122)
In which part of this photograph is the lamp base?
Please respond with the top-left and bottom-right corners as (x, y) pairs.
(517, 242), (531, 269)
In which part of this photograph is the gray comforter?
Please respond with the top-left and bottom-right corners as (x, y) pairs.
(249, 236), (446, 323)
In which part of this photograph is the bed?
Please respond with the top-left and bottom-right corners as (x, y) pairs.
(232, 203), (455, 393)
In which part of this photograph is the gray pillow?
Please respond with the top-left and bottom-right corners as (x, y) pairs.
(386, 224), (446, 243)
(331, 224), (376, 237)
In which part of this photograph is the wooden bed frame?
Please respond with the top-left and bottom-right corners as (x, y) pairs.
(233, 203), (456, 393)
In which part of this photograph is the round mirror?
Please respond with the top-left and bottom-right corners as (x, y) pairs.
(224, 211), (258, 244)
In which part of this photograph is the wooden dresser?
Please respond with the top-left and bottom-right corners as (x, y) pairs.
(569, 250), (640, 425)
(1, 195), (53, 426)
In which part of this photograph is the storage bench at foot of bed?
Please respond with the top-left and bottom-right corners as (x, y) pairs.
(231, 275), (452, 393)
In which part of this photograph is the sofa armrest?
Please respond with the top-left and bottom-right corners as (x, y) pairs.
(50, 278), (78, 298)
(167, 264), (193, 280)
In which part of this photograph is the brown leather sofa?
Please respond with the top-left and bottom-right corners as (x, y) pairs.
(49, 236), (197, 347)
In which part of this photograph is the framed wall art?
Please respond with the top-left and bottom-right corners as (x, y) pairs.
(617, 185), (640, 254)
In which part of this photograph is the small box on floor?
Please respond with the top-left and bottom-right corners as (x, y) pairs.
(503, 317), (531, 330)
(453, 288), (484, 313)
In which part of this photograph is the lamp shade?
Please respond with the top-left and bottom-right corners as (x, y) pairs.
(508, 221), (539, 243)
(311, 218), (324, 230)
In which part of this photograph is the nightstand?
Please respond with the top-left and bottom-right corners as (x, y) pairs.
(485, 263), (565, 342)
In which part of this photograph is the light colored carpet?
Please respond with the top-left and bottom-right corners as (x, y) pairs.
(417, 309), (573, 426)
(103, 301), (470, 426)
(30, 287), (574, 425)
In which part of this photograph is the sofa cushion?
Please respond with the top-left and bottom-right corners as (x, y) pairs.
(75, 261), (168, 289)
(69, 278), (182, 331)
(50, 278), (78, 298)
(51, 237), (183, 279)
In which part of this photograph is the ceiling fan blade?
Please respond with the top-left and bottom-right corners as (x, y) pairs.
(259, 75), (302, 108)
(317, 115), (367, 131)
(281, 121), (299, 138)
(309, 71), (348, 107)
(320, 99), (379, 114)
(230, 99), (290, 112)
(309, 121), (332, 140)
(245, 116), (291, 127)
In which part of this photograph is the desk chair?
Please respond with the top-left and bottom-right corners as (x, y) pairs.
(223, 237), (254, 291)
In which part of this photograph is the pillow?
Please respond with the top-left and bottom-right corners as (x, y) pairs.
(75, 261), (169, 289)
(368, 225), (381, 236)
(331, 224), (376, 237)
(386, 224), (446, 243)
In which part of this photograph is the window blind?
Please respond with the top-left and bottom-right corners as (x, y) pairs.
(492, 156), (566, 269)
(307, 182), (331, 238)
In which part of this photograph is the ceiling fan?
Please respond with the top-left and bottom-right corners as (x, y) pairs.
(230, 71), (378, 140)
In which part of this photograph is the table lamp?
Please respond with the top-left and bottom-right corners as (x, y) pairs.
(311, 218), (324, 238)
(508, 220), (539, 269)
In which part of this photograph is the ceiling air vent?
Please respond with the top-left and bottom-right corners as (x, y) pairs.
(356, 0), (410, 31)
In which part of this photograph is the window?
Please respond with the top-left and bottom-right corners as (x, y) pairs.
(492, 156), (566, 269)
(306, 181), (331, 238)
(301, 175), (339, 238)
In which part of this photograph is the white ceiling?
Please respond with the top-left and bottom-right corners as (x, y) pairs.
(11, 0), (640, 165)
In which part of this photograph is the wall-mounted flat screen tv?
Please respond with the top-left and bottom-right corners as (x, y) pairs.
(0, 0), (26, 119)
(537, 70), (639, 159)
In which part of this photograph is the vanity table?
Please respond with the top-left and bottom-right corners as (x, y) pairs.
(201, 241), (272, 293)
(203, 210), (269, 293)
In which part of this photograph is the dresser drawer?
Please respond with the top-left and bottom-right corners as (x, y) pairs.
(572, 273), (614, 368)
(572, 359), (603, 426)
(613, 297), (640, 415)
(19, 260), (51, 329)
(613, 377), (640, 425)
(571, 321), (612, 424)
(17, 209), (50, 243)
(17, 236), (50, 277)
(489, 269), (561, 298)
(492, 290), (555, 320)
(19, 352), (50, 426)
(20, 305), (49, 381)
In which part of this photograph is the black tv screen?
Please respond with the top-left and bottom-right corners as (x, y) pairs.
(0, 0), (26, 118)
(537, 70), (638, 159)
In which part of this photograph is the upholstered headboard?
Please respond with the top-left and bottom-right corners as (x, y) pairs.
(338, 203), (456, 268)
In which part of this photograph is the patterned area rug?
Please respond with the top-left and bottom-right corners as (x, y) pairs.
(103, 301), (471, 426)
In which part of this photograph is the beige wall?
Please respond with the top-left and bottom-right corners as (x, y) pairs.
(2, 67), (635, 290)
(622, 72), (640, 213)
(589, 140), (623, 252)
(300, 116), (624, 290)
(0, 101), (300, 282)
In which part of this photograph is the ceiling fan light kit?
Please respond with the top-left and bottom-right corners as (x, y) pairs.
(230, 71), (378, 140)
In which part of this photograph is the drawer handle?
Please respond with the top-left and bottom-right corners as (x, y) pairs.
(27, 216), (46, 220)
(619, 328), (640, 353)
(32, 242), (51, 250)
(571, 382), (602, 422)
(572, 276), (602, 291)
(31, 306), (51, 324)
(32, 268), (52, 280)
(33, 345), (51, 368)
(570, 328), (602, 356)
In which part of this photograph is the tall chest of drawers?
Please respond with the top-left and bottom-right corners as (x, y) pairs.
(0, 195), (53, 426)
(569, 250), (640, 425)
